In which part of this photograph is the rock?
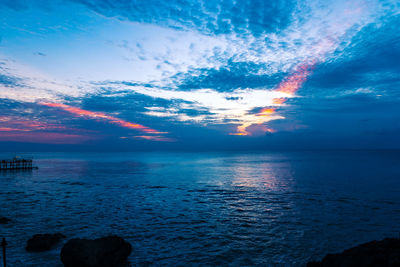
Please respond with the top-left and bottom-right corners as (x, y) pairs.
(60, 236), (132, 267)
(26, 233), (66, 252)
(0, 217), (11, 224)
(307, 237), (400, 267)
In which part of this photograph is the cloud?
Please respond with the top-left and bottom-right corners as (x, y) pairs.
(33, 52), (46, 57)
(0, 73), (21, 87)
(0, 0), (62, 11)
(40, 102), (173, 141)
(0, 57), (84, 103)
(62, 0), (395, 137)
(174, 61), (286, 92)
(71, 0), (294, 37)
(1, 0), (399, 148)
(0, 0), (29, 10)
(0, 99), (100, 144)
(69, 0), (385, 72)
(98, 82), (292, 135)
(300, 14), (400, 100)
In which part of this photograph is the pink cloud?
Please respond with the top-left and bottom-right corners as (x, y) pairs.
(40, 102), (171, 141)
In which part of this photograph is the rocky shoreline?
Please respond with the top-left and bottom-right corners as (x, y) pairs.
(22, 233), (132, 267)
(307, 237), (400, 267)
(2, 219), (400, 267)
(61, 236), (132, 267)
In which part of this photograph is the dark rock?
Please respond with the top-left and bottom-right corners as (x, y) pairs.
(307, 237), (400, 267)
(26, 233), (66, 252)
(0, 217), (11, 224)
(60, 236), (132, 267)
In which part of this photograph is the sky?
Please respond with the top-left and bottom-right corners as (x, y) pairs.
(0, 0), (399, 151)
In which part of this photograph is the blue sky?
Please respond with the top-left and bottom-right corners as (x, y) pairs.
(0, 0), (399, 150)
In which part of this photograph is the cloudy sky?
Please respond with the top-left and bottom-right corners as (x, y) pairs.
(0, 0), (399, 151)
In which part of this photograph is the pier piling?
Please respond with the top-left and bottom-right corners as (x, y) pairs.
(1, 238), (6, 267)
(0, 158), (36, 170)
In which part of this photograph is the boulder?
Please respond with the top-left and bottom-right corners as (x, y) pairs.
(60, 236), (132, 267)
(0, 217), (11, 224)
(26, 233), (66, 252)
(307, 237), (400, 267)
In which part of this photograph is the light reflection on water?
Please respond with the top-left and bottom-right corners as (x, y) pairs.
(0, 151), (400, 266)
(232, 161), (293, 191)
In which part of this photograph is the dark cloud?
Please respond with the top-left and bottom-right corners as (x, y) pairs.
(1, 0), (399, 150)
(270, 92), (400, 146)
(0, 73), (21, 87)
(304, 16), (400, 94)
(70, 0), (294, 37)
(174, 61), (286, 91)
(33, 52), (47, 57)
(81, 87), (173, 112)
(0, 0), (58, 11)
(79, 87), (217, 128)
(0, 0), (28, 10)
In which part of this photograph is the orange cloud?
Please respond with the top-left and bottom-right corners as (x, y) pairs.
(40, 102), (170, 141)
(133, 135), (175, 142)
(258, 108), (276, 116)
(0, 127), (22, 132)
(275, 63), (315, 95)
(272, 98), (287, 105)
(230, 62), (316, 136)
(229, 132), (248, 136)
(0, 116), (67, 132)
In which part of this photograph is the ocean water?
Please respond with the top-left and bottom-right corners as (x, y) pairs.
(0, 151), (400, 266)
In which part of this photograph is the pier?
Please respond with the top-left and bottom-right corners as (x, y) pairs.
(0, 157), (38, 170)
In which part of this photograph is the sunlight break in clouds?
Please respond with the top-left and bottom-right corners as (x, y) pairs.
(117, 61), (316, 136)
(94, 1), (378, 137)
(114, 84), (291, 134)
(231, 62), (317, 135)
(0, 0), (397, 146)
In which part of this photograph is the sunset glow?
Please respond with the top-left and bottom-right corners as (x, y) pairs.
(40, 102), (170, 141)
(1, 2), (399, 266)
(0, 0), (397, 149)
(229, 62), (316, 136)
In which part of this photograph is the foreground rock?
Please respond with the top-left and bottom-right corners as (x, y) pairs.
(307, 237), (400, 267)
(0, 217), (11, 224)
(26, 233), (66, 252)
(60, 236), (132, 267)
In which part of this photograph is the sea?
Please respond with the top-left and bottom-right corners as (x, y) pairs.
(0, 150), (399, 266)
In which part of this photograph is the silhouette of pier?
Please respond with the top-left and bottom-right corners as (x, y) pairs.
(1, 238), (6, 267)
(0, 157), (38, 170)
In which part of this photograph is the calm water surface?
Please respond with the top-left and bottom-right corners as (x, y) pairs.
(0, 151), (400, 266)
